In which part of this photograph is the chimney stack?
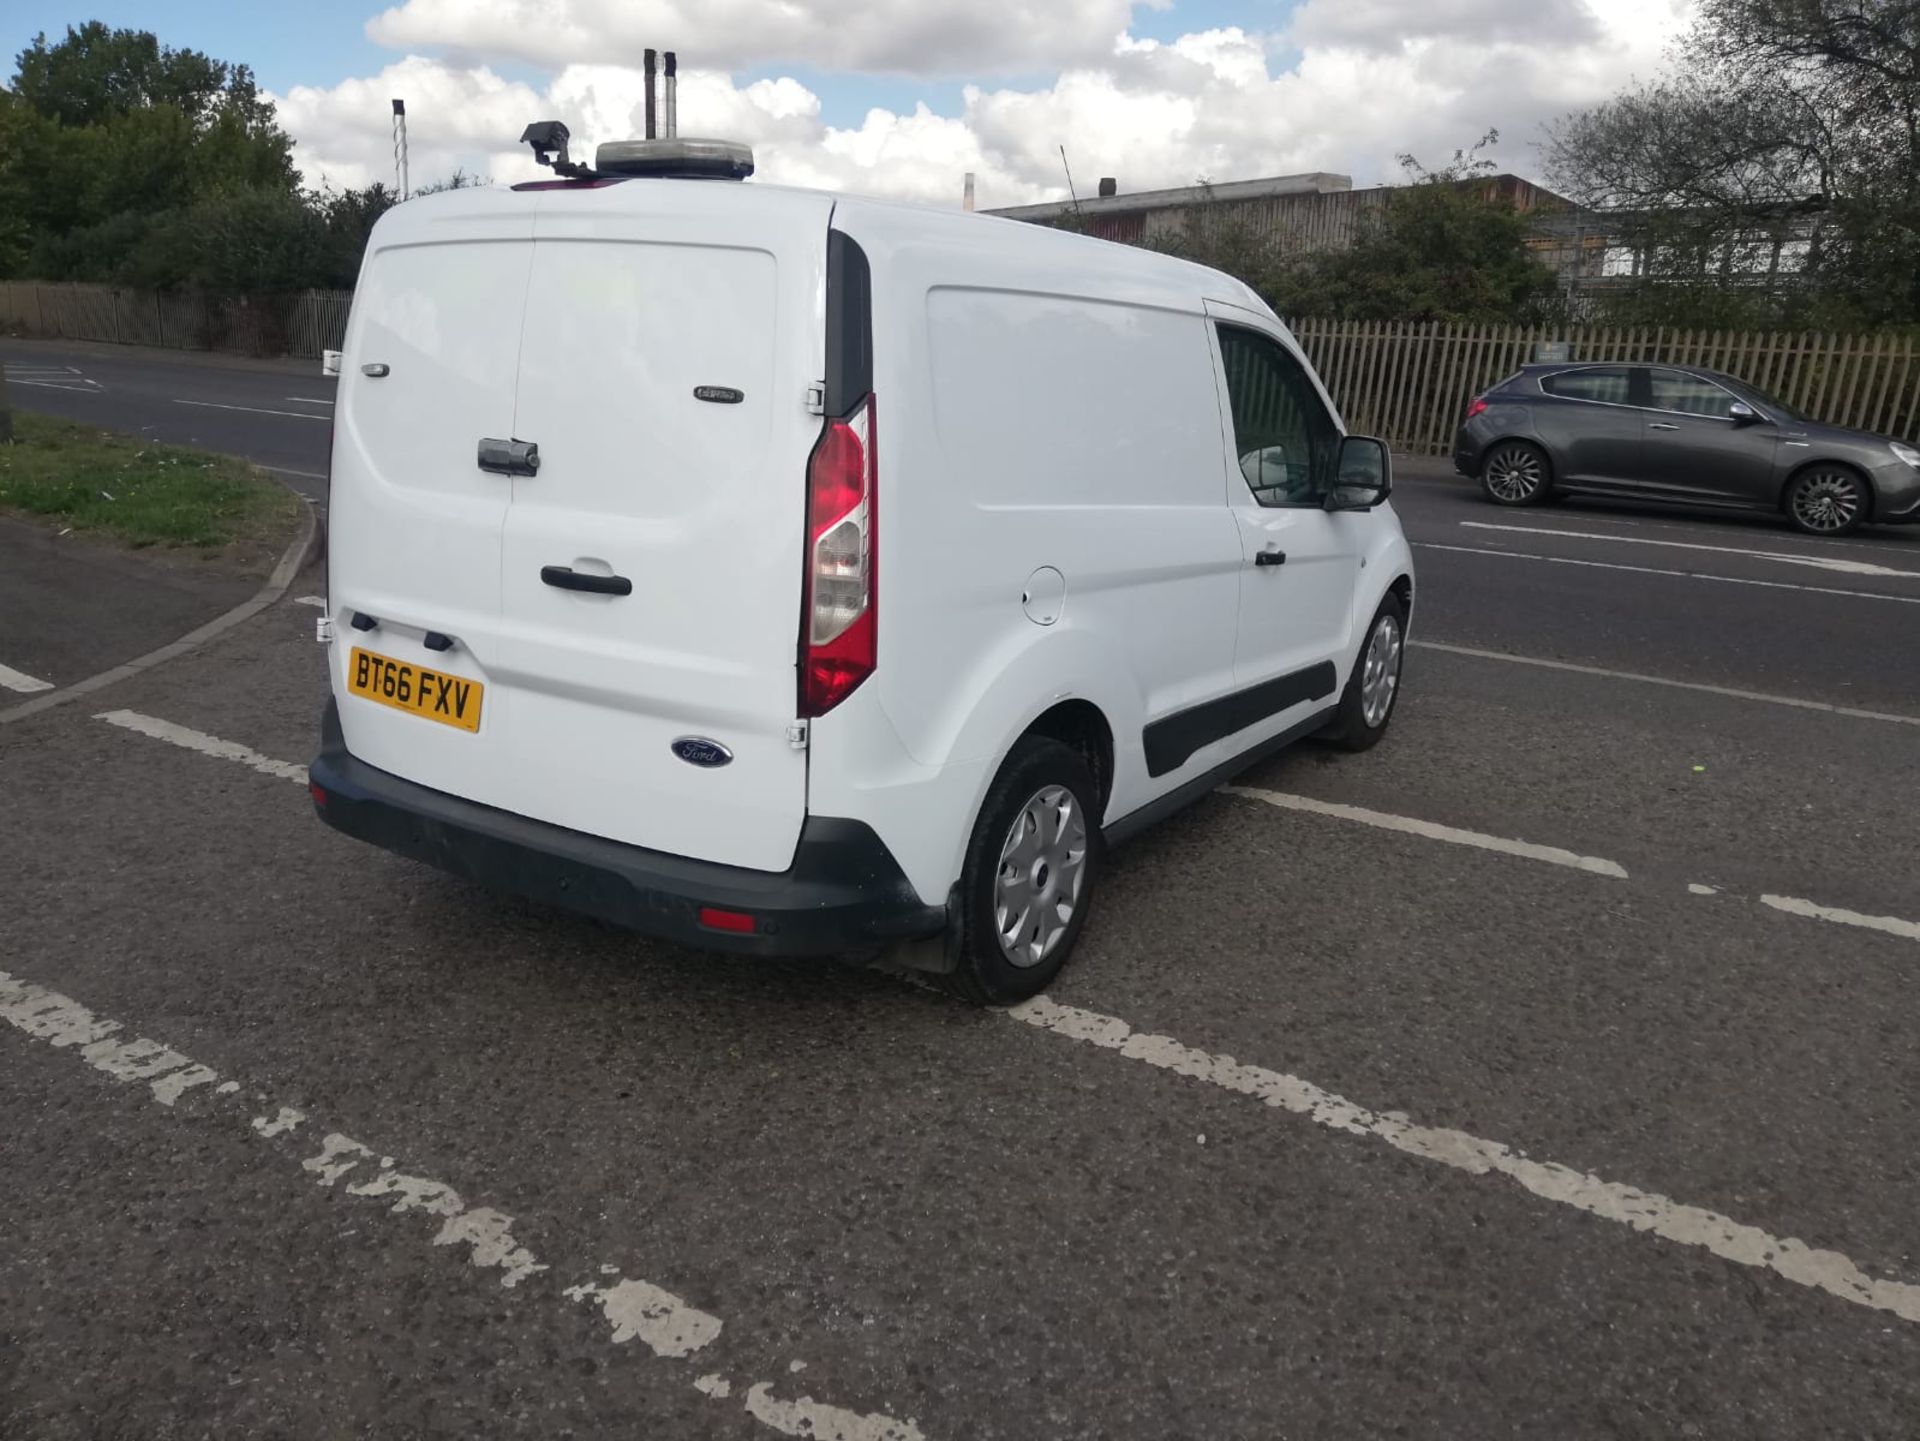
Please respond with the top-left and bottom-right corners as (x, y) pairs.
(963, 172), (975, 211)
(664, 52), (677, 138)
(1097, 177), (1116, 198)
(643, 49), (658, 139)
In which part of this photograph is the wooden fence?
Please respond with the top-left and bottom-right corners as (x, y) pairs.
(1286, 319), (1920, 455)
(0, 282), (353, 358)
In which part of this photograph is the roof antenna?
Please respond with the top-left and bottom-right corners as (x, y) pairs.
(1058, 145), (1082, 216)
(520, 121), (598, 180)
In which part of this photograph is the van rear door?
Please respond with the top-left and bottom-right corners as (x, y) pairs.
(490, 189), (835, 872)
(328, 194), (532, 810)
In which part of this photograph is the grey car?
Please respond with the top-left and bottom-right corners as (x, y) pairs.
(1453, 362), (1920, 536)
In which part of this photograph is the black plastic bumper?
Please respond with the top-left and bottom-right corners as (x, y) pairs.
(308, 699), (947, 957)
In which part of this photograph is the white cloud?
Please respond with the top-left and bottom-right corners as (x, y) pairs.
(364, 0), (1137, 78)
(273, 3), (1693, 207)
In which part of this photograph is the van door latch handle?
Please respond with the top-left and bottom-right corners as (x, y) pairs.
(478, 438), (540, 476)
(1648, 422), (1681, 431)
(541, 565), (632, 597)
(1254, 549), (1287, 567)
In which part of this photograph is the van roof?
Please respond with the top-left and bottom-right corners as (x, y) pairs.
(371, 178), (1275, 321)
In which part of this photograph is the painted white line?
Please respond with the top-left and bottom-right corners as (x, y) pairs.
(285, 396), (334, 406)
(95, 709), (306, 784)
(174, 399), (330, 421)
(1460, 521), (1920, 580)
(0, 661), (55, 694)
(7, 378), (101, 392)
(1410, 640), (1920, 727)
(1760, 894), (1920, 943)
(0, 966), (927, 1439)
(294, 594), (327, 608)
(1222, 785), (1629, 878)
(1007, 995), (1920, 1324)
(1688, 883), (1720, 896)
(1417, 542), (1920, 606)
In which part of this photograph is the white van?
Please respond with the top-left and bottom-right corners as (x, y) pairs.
(308, 133), (1414, 1003)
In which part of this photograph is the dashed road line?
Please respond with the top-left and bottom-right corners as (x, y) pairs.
(1459, 521), (1920, 580)
(0, 661), (55, 694)
(95, 709), (306, 783)
(1410, 640), (1920, 727)
(1007, 995), (1920, 1324)
(285, 396), (334, 406)
(293, 594), (328, 608)
(0, 967), (926, 1440)
(174, 398), (331, 421)
(1222, 785), (1630, 878)
(1417, 542), (1920, 606)
(1760, 894), (1920, 943)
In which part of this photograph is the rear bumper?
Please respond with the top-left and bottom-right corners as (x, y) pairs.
(308, 699), (947, 957)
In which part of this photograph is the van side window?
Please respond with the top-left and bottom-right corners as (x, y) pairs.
(1216, 324), (1338, 507)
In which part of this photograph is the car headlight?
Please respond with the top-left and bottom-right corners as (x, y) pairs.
(1893, 441), (1920, 469)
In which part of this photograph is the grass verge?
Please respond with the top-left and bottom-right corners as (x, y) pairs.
(0, 413), (301, 555)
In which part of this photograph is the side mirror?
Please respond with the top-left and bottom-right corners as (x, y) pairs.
(322, 350), (343, 378)
(1728, 401), (1761, 426)
(1326, 435), (1392, 511)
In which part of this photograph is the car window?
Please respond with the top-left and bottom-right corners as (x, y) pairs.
(1648, 369), (1737, 419)
(1216, 324), (1338, 507)
(1541, 367), (1632, 405)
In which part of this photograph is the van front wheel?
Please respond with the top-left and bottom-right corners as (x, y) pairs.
(938, 738), (1103, 1005)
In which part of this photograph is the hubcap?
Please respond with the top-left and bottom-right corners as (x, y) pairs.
(1792, 471), (1862, 533)
(1360, 614), (1402, 728)
(1485, 446), (1543, 502)
(993, 785), (1089, 968)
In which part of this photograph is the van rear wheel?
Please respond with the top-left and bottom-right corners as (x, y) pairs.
(937, 737), (1102, 1005)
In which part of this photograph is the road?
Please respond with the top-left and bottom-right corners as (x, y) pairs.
(4, 340), (1919, 1439)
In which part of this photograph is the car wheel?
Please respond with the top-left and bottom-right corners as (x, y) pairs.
(1786, 465), (1869, 536)
(1480, 441), (1552, 506)
(1319, 593), (1407, 753)
(937, 737), (1102, 1005)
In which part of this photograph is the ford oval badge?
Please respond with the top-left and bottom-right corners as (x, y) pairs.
(671, 736), (734, 768)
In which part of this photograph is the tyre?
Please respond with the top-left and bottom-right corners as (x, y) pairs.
(936, 737), (1102, 1005)
(1479, 440), (1552, 506)
(1785, 465), (1869, 536)
(1319, 593), (1407, 753)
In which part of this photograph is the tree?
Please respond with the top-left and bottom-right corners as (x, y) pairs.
(1547, 0), (1920, 326)
(1152, 134), (1562, 323)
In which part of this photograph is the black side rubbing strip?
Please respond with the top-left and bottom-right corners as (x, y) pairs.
(1141, 661), (1337, 778)
(824, 229), (873, 417)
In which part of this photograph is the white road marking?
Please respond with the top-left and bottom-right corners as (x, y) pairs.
(1222, 785), (1629, 878)
(95, 709), (306, 784)
(1007, 995), (1920, 1324)
(285, 396), (334, 406)
(6, 378), (102, 392)
(0, 967), (926, 1438)
(1760, 894), (1920, 943)
(265, 466), (329, 480)
(174, 399), (330, 421)
(1418, 542), (1920, 606)
(0, 662), (55, 693)
(294, 594), (327, 608)
(1460, 521), (1920, 580)
(1410, 640), (1920, 727)
(1689, 883), (1720, 896)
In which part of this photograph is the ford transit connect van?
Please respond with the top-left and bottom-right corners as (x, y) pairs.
(308, 133), (1415, 1003)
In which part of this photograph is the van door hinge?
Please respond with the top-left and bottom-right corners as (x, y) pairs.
(786, 719), (810, 749)
(315, 615), (335, 644)
(803, 383), (826, 416)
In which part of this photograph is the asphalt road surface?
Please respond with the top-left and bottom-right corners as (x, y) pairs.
(4, 341), (1919, 1439)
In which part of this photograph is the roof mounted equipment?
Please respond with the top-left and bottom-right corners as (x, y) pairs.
(520, 121), (598, 180)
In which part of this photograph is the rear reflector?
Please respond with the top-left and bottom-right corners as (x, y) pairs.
(1466, 397), (1489, 419)
(698, 906), (757, 934)
(308, 781), (328, 807)
(800, 395), (876, 717)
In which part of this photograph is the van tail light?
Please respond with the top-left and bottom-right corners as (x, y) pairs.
(799, 395), (876, 717)
(1465, 396), (1489, 420)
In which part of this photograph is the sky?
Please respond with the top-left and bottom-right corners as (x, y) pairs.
(3, 1), (1694, 206)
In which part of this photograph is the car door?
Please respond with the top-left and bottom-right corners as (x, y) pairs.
(1208, 309), (1356, 731)
(1534, 366), (1642, 488)
(1640, 368), (1782, 505)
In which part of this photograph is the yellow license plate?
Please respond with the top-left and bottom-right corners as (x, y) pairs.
(347, 647), (483, 732)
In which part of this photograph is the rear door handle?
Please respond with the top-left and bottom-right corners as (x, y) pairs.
(478, 437), (540, 475)
(541, 565), (632, 596)
(1254, 549), (1287, 567)
(1648, 422), (1681, 431)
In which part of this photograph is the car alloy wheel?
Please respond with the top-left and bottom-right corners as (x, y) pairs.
(1483, 443), (1546, 503)
(1789, 468), (1865, 534)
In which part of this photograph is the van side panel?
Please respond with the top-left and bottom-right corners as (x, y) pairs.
(805, 210), (1246, 906)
